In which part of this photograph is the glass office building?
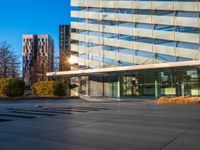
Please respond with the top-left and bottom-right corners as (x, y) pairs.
(49, 0), (200, 98)
(59, 25), (71, 71)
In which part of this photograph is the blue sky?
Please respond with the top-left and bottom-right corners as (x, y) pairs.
(0, 0), (71, 58)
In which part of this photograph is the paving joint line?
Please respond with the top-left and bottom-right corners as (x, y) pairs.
(158, 121), (200, 150)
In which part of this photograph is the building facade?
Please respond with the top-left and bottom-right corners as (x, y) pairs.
(23, 35), (54, 86)
(71, 0), (200, 67)
(48, 0), (200, 98)
(59, 25), (71, 71)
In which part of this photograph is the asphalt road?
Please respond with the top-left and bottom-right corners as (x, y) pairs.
(0, 99), (199, 150)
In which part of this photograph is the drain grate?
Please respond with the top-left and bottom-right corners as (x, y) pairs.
(0, 114), (35, 119)
(44, 108), (89, 113)
(8, 110), (57, 116)
(8, 108), (73, 114)
(0, 106), (109, 124)
(0, 118), (11, 122)
(48, 107), (109, 112)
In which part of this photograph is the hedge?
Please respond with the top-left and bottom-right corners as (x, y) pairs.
(158, 96), (200, 105)
(0, 78), (25, 97)
(32, 81), (67, 97)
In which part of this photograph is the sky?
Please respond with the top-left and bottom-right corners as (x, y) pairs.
(0, 0), (71, 58)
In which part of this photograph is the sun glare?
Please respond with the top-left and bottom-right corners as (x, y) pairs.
(68, 56), (78, 64)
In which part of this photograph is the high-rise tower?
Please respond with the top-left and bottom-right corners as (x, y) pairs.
(22, 34), (54, 86)
(59, 25), (71, 71)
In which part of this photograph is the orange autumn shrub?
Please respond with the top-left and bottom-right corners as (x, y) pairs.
(157, 96), (200, 105)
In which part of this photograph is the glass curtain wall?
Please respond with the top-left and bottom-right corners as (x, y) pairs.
(120, 68), (200, 98)
(74, 68), (200, 98)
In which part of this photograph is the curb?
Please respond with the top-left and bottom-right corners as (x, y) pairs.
(0, 96), (80, 101)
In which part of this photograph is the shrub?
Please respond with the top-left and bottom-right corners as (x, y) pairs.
(32, 81), (67, 97)
(0, 78), (25, 97)
(157, 96), (200, 105)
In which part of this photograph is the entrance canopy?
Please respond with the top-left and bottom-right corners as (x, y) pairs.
(47, 60), (200, 77)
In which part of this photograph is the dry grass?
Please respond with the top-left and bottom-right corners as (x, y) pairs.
(157, 96), (200, 105)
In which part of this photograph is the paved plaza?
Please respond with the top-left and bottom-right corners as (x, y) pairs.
(0, 98), (200, 150)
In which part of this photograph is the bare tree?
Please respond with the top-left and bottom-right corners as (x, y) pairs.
(0, 42), (20, 78)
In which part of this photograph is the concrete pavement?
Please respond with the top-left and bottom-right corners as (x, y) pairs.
(0, 99), (199, 150)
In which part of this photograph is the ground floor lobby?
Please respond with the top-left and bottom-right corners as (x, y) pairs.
(70, 67), (200, 98)
(46, 61), (200, 99)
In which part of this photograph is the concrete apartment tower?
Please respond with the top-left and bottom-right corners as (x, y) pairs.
(22, 34), (54, 86)
(59, 25), (71, 71)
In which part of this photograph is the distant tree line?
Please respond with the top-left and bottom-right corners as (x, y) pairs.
(0, 42), (21, 78)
